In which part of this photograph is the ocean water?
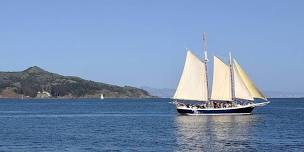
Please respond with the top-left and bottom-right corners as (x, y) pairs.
(0, 98), (303, 152)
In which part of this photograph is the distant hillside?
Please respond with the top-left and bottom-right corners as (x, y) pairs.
(264, 91), (304, 98)
(0, 66), (152, 99)
(141, 86), (175, 98)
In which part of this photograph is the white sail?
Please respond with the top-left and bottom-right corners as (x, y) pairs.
(173, 50), (208, 101)
(210, 56), (232, 101)
(233, 63), (254, 100)
(233, 59), (267, 100)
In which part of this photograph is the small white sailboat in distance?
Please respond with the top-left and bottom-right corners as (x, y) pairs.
(173, 33), (270, 115)
(100, 94), (104, 100)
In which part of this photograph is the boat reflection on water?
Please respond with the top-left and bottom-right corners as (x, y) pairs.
(175, 115), (259, 151)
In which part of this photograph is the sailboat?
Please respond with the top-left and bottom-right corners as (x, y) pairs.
(173, 33), (270, 115)
(100, 94), (104, 100)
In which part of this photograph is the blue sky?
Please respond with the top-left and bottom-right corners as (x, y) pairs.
(0, 0), (303, 92)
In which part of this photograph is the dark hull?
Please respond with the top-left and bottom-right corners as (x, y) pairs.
(177, 106), (255, 115)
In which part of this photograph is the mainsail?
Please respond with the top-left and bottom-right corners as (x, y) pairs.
(210, 56), (232, 101)
(233, 59), (267, 100)
(173, 50), (208, 101)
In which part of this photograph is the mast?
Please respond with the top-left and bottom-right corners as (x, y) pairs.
(229, 52), (235, 100)
(203, 32), (209, 100)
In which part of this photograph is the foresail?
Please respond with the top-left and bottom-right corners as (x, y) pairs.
(173, 50), (208, 101)
(233, 64), (254, 100)
(233, 59), (267, 100)
(210, 56), (232, 101)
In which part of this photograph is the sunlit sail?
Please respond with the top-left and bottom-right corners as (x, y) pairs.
(173, 50), (208, 101)
(210, 56), (232, 101)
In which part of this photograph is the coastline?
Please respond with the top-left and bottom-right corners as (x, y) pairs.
(0, 96), (158, 100)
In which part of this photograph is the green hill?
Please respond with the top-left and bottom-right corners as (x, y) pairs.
(0, 66), (152, 99)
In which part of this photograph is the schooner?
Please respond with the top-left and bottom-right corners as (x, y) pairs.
(173, 34), (270, 115)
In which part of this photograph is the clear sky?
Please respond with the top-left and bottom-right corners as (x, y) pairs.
(0, 0), (303, 92)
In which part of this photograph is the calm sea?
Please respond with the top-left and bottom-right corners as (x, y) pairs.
(0, 98), (303, 152)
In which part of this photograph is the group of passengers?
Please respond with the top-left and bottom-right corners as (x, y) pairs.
(177, 101), (251, 109)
